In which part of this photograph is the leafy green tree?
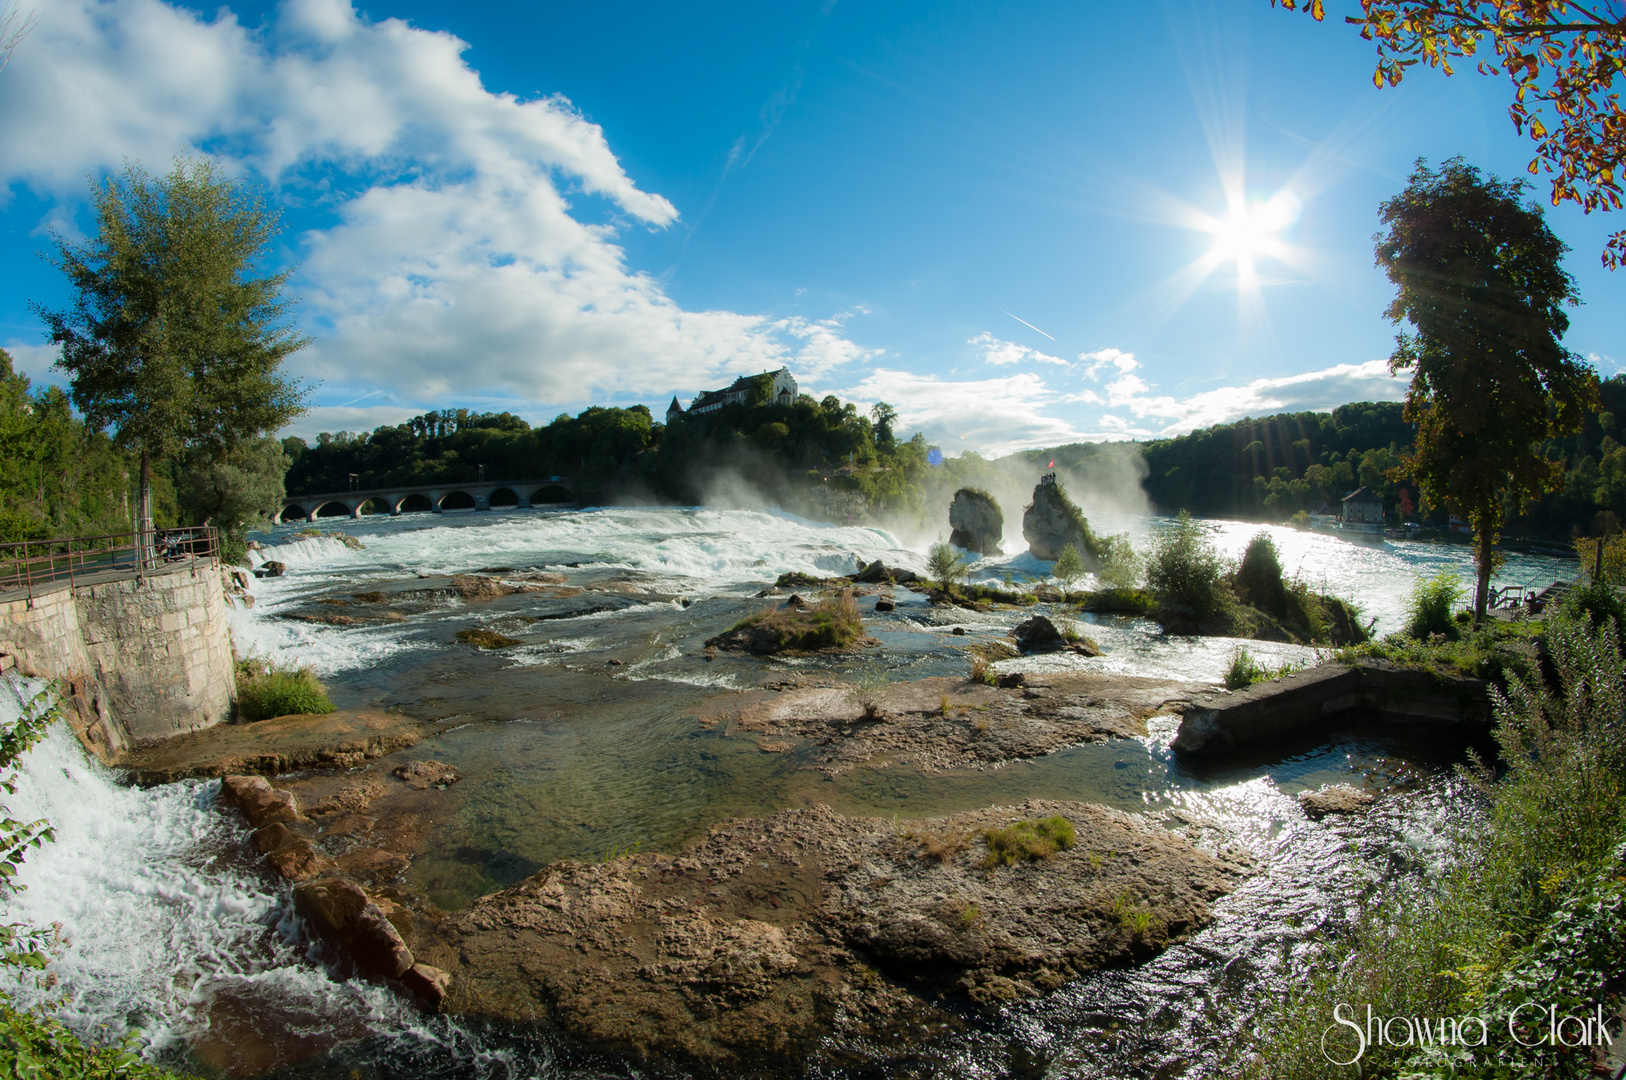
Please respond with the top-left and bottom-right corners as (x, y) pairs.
(1096, 533), (1144, 590)
(1146, 511), (1230, 622)
(1052, 542), (1085, 596)
(177, 436), (291, 561)
(926, 538), (968, 595)
(35, 159), (308, 562)
(1377, 158), (1598, 619)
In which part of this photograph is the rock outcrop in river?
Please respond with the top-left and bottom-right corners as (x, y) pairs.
(434, 799), (1250, 1069)
(948, 488), (1003, 555)
(1022, 474), (1099, 563)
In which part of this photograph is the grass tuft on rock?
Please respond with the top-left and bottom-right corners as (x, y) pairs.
(455, 627), (525, 650)
(982, 814), (1077, 867)
(236, 662), (337, 721)
(1223, 646), (1300, 690)
(733, 590), (865, 652)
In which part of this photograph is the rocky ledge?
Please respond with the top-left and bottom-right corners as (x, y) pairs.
(118, 709), (432, 784)
(708, 673), (1204, 777)
(425, 799), (1251, 1070)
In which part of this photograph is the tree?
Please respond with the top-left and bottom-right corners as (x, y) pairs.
(1377, 158), (1597, 620)
(35, 159), (309, 562)
(1052, 542), (1086, 597)
(870, 401), (898, 450)
(1272, 0), (1626, 267)
(926, 538), (969, 595)
(178, 436), (292, 560)
(0, 0), (35, 74)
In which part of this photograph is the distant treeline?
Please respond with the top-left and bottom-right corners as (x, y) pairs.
(280, 373), (1626, 542)
(1136, 376), (1626, 539)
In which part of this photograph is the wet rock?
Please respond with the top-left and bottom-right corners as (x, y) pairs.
(221, 775), (299, 826)
(293, 877), (415, 980)
(442, 799), (1249, 1065)
(307, 779), (387, 816)
(1012, 615), (1064, 651)
(948, 488), (1004, 555)
(786, 594), (809, 608)
(851, 560), (919, 585)
(775, 571), (826, 588)
(951, 626), (967, 636)
(874, 598), (896, 612)
(339, 848), (411, 884)
(122, 711), (424, 785)
(351, 591), (385, 603)
(1299, 784), (1376, 819)
(1021, 475), (1097, 564)
(254, 560), (286, 578)
(253, 822), (331, 882)
(393, 760), (461, 790)
(606, 658), (625, 666)
(454, 628), (524, 649)
(1032, 584), (1064, 603)
(996, 672), (1025, 689)
(449, 575), (515, 601)
(402, 963), (451, 1011)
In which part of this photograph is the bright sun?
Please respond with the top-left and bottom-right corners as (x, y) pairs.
(1206, 191), (1301, 262)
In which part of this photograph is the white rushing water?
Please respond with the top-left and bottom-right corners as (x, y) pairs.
(0, 674), (415, 1068)
(235, 505), (1575, 680)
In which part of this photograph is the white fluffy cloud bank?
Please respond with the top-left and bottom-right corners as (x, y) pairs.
(0, 0), (875, 405)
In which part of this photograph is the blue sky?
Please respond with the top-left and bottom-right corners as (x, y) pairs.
(0, 0), (1620, 456)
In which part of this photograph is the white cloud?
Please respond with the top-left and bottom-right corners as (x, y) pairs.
(969, 331), (1066, 367)
(1079, 347), (1139, 379)
(830, 368), (1085, 458)
(0, 341), (65, 387)
(1092, 359), (1407, 437)
(0, 0), (873, 407)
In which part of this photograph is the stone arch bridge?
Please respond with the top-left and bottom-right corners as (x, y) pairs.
(276, 478), (577, 524)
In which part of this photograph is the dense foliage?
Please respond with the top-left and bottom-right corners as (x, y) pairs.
(0, 351), (132, 544)
(1257, 614), (1626, 1078)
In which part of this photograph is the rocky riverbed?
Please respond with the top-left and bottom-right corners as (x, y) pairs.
(126, 666), (1249, 1072)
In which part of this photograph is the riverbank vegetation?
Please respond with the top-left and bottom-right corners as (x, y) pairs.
(234, 660), (337, 721)
(1253, 613), (1626, 1078)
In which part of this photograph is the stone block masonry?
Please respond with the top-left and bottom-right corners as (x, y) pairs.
(0, 561), (236, 756)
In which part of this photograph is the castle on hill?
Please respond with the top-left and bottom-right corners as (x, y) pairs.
(666, 366), (798, 421)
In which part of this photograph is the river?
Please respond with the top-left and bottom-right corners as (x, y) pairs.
(0, 507), (1571, 1078)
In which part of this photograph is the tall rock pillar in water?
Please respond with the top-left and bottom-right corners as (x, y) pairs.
(948, 488), (1003, 555)
(1022, 474), (1099, 565)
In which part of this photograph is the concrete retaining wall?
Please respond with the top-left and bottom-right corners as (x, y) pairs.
(0, 562), (235, 755)
(1171, 660), (1494, 756)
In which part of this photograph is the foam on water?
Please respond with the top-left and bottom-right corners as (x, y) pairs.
(0, 676), (417, 1066)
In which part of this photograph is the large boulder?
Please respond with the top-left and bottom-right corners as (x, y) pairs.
(948, 489), (1003, 555)
(1022, 476), (1097, 564)
(293, 877), (415, 979)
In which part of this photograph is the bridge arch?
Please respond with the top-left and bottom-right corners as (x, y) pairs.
(487, 487), (520, 508)
(438, 490), (477, 512)
(277, 504), (306, 525)
(397, 493), (433, 514)
(355, 496), (391, 516)
(313, 499), (353, 519)
(529, 484), (574, 506)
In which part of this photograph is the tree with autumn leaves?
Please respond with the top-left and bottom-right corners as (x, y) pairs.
(1378, 158), (1597, 621)
(1274, 0), (1626, 268)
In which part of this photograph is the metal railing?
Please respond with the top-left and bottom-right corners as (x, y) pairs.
(0, 525), (220, 603)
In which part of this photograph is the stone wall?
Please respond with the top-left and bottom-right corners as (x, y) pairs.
(0, 561), (236, 756)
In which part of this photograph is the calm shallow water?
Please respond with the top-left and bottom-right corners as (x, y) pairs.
(5, 505), (1561, 1077)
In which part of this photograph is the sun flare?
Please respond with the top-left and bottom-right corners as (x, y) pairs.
(1205, 191), (1301, 263)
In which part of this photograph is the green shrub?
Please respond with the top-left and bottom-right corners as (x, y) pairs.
(1096, 532), (1144, 590)
(1403, 570), (1465, 640)
(1233, 532), (1288, 617)
(1079, 587), (1156, 615)
(1250, 613), (1626, 1078)
(0, 1000), (193, 1079)
(1146, 511), (1230, 622)
(235, 664), (337, 720)
(925, 539), (969, 594)
(1560, 577), (1626, 649)
(1223, 646), (1299, 690)
(1052, 542), (1085, 596)
(982, 814), (1076, 867)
